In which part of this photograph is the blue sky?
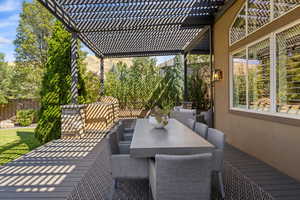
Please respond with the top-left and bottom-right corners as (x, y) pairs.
(0, 0), (172, 64)
(0, 0), (24, 62)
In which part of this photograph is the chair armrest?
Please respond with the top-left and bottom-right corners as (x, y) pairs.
(111, 155), (149, 179)
(119, 142), (130, 154)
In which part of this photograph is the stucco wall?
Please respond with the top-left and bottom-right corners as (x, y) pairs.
(213, 0), (300, 181)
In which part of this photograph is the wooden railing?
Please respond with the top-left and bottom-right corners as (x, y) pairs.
(61, 96), (119, 139)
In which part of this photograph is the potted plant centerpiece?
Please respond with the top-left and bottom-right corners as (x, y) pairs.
(149, 106), (170, 129)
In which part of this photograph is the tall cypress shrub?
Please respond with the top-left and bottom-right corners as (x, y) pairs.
(35, 22), (86, 143)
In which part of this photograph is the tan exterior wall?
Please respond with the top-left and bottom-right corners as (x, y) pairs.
(213, 0), (300, 181)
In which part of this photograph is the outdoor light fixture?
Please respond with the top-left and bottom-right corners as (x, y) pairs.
(213, 69), (223, 82)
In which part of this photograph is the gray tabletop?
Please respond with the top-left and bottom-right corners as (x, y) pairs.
(130, 118), (214, 158)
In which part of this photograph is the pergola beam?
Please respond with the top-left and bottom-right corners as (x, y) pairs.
(214, 0), (237, 21)
(184, 26), (209, 53)
(61, 0), (222, 14)
(38, 0), (227, 59)
(104, 50), (183, 59)
(38, 0), (103, 58)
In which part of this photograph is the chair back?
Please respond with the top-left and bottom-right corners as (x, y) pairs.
(187, 118), (196, 130)
(194, 122), (208, 139)
(200, 109), (213, 128)
(116, 121), (125, 141)
(154, 153), (213, 200)
(178, 108), (196, 113)
(108, 127), (120, 155)
(207, 128), (225, 171)
(207, 128), (225, 149)
(170, 110), (196, 127)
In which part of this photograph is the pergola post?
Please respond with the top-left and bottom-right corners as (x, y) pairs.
(100, 57), (105, 96)
(71, 32), (79, 104)
(209, 25), (215, 128)
(183, 53), (188, 102)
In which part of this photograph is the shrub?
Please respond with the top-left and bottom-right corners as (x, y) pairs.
(16, 109), (36, 126)
(35, 22), (87, 144)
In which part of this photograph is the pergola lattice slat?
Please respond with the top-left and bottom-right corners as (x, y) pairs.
(39, 0), (228, 58)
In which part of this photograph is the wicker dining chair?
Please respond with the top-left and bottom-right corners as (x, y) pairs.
(149, 153), (213, 200)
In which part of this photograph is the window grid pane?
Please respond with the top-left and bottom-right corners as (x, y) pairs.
(248, 39), (271, 111)
(274, 0), (300, 18)
(247, 0), (271, 34)
(230, 5), (246, 44)
(230, 1), (299, 45)
(276, 23), (300, 115)
(233, 50), (247, 108)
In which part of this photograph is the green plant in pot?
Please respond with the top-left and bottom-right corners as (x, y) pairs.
(149, 106), (171, 128)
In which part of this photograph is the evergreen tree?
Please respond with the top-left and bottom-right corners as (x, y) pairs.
(14, 0), (55, 65)
(186, 55), (211, 110)
(35, 22), (86, 143)
(12, 0), (55, 99)
(160, 55), (183, 107)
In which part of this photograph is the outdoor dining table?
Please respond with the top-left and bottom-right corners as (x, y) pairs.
(130, 118), (214, 158)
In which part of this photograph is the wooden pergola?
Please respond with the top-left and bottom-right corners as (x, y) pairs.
(37, 0), (234, 103)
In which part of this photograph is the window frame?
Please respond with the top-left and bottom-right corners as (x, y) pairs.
(229, 0), (300, 46)
(229, 3), (247, 45)
(229, 19), (300, 120)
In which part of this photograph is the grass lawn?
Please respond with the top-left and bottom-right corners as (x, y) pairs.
(0, 128), (41, 165)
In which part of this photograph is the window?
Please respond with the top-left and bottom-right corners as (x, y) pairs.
(230, 0), (300, 45)
(247, 0), (271, 34)
(230, 5), (246, 44)
(230, 21), (300, 118)
(232, 50), (247, 108)
(276, 23), (300, 114)
(248, 39), (271, 111)
(274, 0), (300, 18)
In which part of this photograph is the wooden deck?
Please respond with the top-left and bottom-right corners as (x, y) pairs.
(0, 134), (112, 200)
(224, 144), (300, 200)
(0, 121), (300, 200)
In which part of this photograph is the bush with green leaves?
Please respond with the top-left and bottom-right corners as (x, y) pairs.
(16, 109), (36, 126)
(105, 57), (162, 109)
(34, 22), (87, 143)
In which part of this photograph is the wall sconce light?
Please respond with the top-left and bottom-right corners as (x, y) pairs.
(213, 69), (223, 82)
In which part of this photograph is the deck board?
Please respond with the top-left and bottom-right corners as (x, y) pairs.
(224, 144), (300, 200)
(0, 120), (300, 200)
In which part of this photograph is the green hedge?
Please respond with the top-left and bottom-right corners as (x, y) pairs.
(16, 109), (37, 126)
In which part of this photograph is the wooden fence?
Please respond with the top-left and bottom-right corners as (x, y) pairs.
(0, 99), (40, 121)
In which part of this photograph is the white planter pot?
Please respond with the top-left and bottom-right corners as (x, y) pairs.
(149, 116), (168, 129)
